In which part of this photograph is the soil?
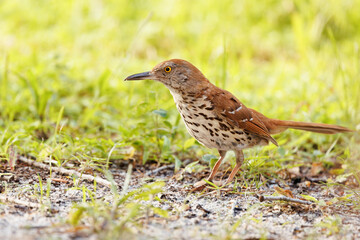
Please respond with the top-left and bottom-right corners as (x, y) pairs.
(1, 160), (359, 240)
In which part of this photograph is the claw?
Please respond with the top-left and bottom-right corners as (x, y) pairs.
(190, 179), (225, 192)
(194, 179), (207, 188)
(190, 180), (207, 192)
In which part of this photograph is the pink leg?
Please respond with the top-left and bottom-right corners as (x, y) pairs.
(193, 150), (227, 189)
(224, 150), (244, 185)
(207, 150), (227, 181)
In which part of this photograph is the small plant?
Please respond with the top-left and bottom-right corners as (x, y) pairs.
(316, 215), (342, 236)
(67, 169), (167, 238)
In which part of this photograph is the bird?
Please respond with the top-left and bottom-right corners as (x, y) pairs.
(124, 59), (352, 190)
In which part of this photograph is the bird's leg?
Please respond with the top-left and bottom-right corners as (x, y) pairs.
(206, 150), (227, 181)
(192, 150), (227, 190)
(224, 150), (244, 185)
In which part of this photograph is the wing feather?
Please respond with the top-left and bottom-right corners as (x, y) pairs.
(208, 88), (278, 146)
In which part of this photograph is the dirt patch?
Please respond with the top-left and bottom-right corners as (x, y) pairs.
(1, 161), (359, 240)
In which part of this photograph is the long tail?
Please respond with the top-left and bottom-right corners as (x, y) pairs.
(269, 119), (353, 134)
(250, 108), (353, 135)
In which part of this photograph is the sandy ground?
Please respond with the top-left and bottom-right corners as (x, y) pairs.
(1, 160), (359, 240)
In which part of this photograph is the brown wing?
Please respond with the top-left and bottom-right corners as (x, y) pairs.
(209, 88), (278, 146)
(248, 108), (288, 134)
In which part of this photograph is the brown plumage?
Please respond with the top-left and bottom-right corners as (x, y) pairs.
(125, 59), (352, 190)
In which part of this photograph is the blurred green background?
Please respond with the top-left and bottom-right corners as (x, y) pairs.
(0, 0), (359, 173)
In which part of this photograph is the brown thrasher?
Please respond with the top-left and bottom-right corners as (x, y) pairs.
(125, 59), (352, 189)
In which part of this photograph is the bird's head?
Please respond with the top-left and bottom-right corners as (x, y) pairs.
(124, 59), (209, 92)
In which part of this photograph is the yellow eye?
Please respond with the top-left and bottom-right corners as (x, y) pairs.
(164, 66), (172, 73)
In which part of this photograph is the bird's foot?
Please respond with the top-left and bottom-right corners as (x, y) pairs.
(190, 180), (207, 192)
(190, 179), (223, 192)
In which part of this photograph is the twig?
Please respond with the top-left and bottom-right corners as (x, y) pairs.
(258, 195), (313, 205)
(18, 156), (112, 188)
(146, 164), (174, 176)
(145, 159), (191, 176)
(0, 195), (42, 209)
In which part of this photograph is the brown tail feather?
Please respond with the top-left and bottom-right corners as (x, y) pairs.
(250, 108), (353, 135)
(270, 119), (353, 134)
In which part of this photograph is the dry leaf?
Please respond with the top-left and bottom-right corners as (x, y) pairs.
(274, 186), (294, 198)
(310, 162), (324, 176)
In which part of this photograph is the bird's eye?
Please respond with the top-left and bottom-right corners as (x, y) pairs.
(164, 66), (172, 73)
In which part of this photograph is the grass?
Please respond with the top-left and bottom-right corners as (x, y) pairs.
(0, 0), (360, 238)
(67, 179), (167, 239)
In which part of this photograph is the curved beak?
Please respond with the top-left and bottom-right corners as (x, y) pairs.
(124, 71), (154, 81)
